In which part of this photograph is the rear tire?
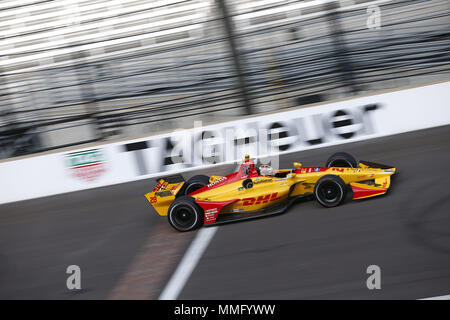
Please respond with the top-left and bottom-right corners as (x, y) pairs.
(183, 175), (210, 195)
(326, 152), (357, 168)
(315, 175), (347, 208)
(168, 196), (203, 232)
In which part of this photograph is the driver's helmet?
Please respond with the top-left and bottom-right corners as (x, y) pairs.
(259, 164), (274, 176)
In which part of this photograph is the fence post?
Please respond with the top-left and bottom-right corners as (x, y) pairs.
(325, 2), (359, 95)
(72, 50), (104, 141)
(216, 0), (253, 115)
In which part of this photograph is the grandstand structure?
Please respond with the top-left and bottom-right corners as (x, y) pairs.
(0, 0), (449, 159)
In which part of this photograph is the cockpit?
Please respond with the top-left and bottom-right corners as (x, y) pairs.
(259, 164), (274, 177)
(239, 155), (300, 178)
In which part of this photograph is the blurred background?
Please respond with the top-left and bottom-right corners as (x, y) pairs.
(0, 0), (449, 159)
(1, 0), (450, 301)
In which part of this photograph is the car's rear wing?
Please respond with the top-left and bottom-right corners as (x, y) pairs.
(145, 177), (185, 216)
(352, 160), (396, 199)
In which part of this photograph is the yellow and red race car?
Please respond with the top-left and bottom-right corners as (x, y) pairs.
(145, 153), (396, 232)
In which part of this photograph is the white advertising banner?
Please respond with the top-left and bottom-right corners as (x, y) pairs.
(1, 81), (449, 204)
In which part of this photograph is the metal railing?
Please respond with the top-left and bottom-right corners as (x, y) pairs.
(0, 0), (449, 159)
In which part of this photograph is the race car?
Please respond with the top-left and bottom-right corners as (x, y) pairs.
(145, 152), (396, 232)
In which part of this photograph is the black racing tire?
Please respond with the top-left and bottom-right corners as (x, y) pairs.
(314, 175), (347, 208)
(183, 175), (210, 195)
(168, 196), (204, 232)
(326, 152), (357, 168)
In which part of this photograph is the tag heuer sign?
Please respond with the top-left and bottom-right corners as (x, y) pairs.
(66, 149), (106, 181)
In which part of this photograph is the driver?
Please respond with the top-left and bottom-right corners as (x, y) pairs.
(259, 164), (274, 177)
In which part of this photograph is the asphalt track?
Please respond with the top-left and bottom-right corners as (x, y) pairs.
(1, 125), (450, 299)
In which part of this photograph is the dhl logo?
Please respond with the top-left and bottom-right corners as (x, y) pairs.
(153, 181), (162, 192)
(170, 183), (182, 192)
(153, 180), (168, 192)
(242, 193), (279, 206)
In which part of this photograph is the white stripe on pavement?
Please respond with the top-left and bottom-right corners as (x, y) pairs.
(419, 294), (450, 300)
(158, 226), (218, 300)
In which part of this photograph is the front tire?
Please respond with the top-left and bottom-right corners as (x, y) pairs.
(168, 196), (203, 232)
(183, 175), (210, 195)
(314, 175), (347, 208)
(326, 152), (357, 168)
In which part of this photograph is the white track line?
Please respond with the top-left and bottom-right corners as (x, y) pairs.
(158, 226), (218, 300)
(158, 224), (450, 300)
(419, 294), (450, 300)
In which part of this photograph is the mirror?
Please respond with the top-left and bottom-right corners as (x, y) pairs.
(293, 162), (302, 169)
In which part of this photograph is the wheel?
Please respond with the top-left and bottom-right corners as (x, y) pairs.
(183, 175), (210, 195)
(314, 175), (347, 208)
(326, 152), (357, 168)
(168, 196), (204, 232)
